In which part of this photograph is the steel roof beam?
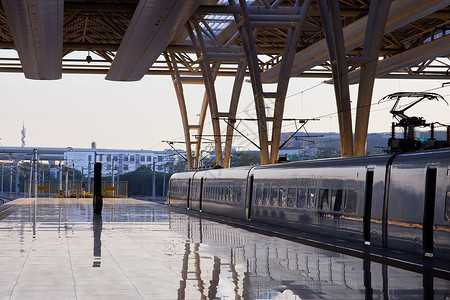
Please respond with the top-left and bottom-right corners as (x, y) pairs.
(260, 0), (450, 83)
(1, 0), (63, 80)
(106, 0), (202, 81)
(341, 34), (450, 85)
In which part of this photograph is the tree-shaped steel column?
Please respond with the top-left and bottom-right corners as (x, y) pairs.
(231, 0), (311, 164)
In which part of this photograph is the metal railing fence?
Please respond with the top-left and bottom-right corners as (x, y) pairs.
(24, 180), (128, 198)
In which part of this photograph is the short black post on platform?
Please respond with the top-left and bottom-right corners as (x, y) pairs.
(93, 162), (103, 214)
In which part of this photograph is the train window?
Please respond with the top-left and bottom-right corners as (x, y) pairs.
(263, 188), (270, 206)
(318, 189), (329, 211)
(271, 188), (279, 206)
(287, 188), (296, 207)
(255, 188), (263, 206)
(279, 188), (287, 207)
(331, 189), (343, 211)
(235, 187), (240, 203)
(445, 191), (450, 222)
(218, 187), (222, 201)
(297, 188), (306, 208)
(220, 186), (227, 202)
(344, 189), (358, 214)
(307, 189), (317, 209)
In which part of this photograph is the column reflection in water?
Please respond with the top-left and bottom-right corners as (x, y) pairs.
(93, 214), (102, 267)
(168, 213), (449, 299)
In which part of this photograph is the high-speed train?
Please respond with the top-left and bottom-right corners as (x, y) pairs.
(167, 148), (450, 261)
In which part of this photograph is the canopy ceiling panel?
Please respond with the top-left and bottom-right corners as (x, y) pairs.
(1, 0), (63, 80)
(106, 0), (203, 81)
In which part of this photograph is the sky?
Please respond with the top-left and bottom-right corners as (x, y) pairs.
(1, 53), (449, 152)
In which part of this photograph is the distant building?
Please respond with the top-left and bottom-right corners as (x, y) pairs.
(64, 148), (184, 177)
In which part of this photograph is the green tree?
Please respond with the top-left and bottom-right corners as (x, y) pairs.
(117, 166), (170, 196)
(230, 152), (260, 167)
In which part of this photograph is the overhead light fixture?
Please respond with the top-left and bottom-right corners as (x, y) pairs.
(86, 51), (92, 63)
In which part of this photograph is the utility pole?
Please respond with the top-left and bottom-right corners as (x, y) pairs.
(116, 159), (120, 197)
(111, 159), (115, 186)
(59, 161), (63, 192)
(162, 165), (166, 197)
(15, 161), (19, 198)
(9, 166), (12, 197)
(33, 149), (38, 198)
(81, 166), (84, 193)
(88, 155), (92, 193)
(71, 162), (75, 195)
(152, 160), (156, 200)
(65, 162), (69, 197)
(28, 158), (33, 198)
(111, 159), (115, 198)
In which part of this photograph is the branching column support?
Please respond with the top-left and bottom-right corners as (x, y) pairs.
(164, 51), (220, 170)
(270, 0), (311, 164)
(193, 66), (220, 169)
(231, 0), (310, 164)
(171, 15), (247, 169)
(164, 51), (194, 169)
(354, 0), (392, 156)
(192, 19), (248, 168)
(190, 19), (224, 167)
(318, 0), (353, 157)
(223, 61), (247, 168)
(230, 0), (270, 164)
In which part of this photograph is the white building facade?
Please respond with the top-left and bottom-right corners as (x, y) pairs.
(64, 149), (183, 177)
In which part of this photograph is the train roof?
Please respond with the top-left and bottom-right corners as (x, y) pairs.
(170, 148), (450, 176)
(253, 153), (394, 170)
(253, 147), (450, 171)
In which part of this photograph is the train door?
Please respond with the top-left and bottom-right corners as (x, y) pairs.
(199, 178), (204, 212)
(187, 178), (191, 209)
(246, 175), (254, 220)
(363, 169), (374, 245)
(423, 166), (437, 257)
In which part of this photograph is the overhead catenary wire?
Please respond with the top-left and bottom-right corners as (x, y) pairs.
(165, 27), (450, 151)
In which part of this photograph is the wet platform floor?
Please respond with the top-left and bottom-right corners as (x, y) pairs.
(0, 198), (449, 300)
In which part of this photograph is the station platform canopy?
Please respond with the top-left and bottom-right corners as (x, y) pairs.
(0, 0), (447, 82)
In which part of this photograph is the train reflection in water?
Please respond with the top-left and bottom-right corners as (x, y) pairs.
(168, 148), (450, 262)
(169, 213), (450, 299)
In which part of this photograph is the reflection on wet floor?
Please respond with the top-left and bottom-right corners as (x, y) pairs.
(0, 198), (448, 299)
(93, 214), (102, 267)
